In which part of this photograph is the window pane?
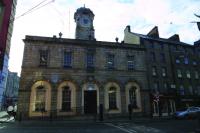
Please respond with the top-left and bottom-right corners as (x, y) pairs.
(35, 86), (46, 112)
(177, 69), (182, 78)
(150, 42), (154, 49)
(64, 52), (72, 68)
(107, 54), (114, 70)
(62, 86), (71, 111)
(176, 58), (180, 64)
(153, 82), (159, 93)
(0, 2), (4, 29)
(0, 4), (3, 14)
(186, 70), (191, 78)
(129, 87), (137, 108)
(162, 67), (166, 77)
(150, 52), (156, 62)
(87, 53), (94, 68)
(195, 71), (199, 79)
(163, 83), (168, 93)
(39, 50), (48, 66)
(184, 57), (189, 64)
(197, 86), (200, 96)
(152, 66), (157, 76)
(160, 53), (165, 62)
(108, 87), (117, 109)
(127, 56), (134, 70)
(189, 86), (193, 95)
(193, 61), (197, 65)
(180, 85), (185, 95)
(160, 43), (164, 49)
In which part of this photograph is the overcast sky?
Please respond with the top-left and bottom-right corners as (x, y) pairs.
(9, 0), (200, 75)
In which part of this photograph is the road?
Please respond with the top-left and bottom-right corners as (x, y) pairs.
(109, 119), (199, 133)
(0, 119), (198, 133)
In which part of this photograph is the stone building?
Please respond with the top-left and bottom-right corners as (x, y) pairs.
(173, 40), (200, 109)
(18, 7), (149, 119)
(124, 25), (200, 117)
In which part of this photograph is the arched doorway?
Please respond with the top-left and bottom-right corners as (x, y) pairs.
(82, 83), (99, 114)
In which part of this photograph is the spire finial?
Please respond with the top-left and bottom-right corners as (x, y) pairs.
(59, 32), (63, 38)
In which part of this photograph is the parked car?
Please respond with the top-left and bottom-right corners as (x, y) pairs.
(174, 107), (200, 119)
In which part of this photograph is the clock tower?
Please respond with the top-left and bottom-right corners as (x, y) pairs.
(74, 7), (95, 40)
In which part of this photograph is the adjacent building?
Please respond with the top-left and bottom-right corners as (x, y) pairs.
(124, 25), (200, 117)
(18, 7), (149, 119)
(0, 0), (17, 109)
(4, 71), (19, 107)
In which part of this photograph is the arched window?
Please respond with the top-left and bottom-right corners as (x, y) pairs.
(35, 86), (46, 112)
(62, 86), (71, 111)
(125, 82), (142, 113)
(108, 87), (117, 109)
(129, 86), (137, 108)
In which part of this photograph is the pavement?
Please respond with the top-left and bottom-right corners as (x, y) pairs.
(0, 114), (199, 133)
(0, 109), (198, 133)
(0, 118), (198, 133)
(15, 115), (173, 123)
(0, 112), (196, 124)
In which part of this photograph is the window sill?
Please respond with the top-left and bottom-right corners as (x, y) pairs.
(107, 68), (115, 71)
(128, 69), (135, 71)
(108, 108), (118, 111)
(86, 67), (95, 72)
(39, 65), (47, 68)
(107, 108), (121, 114)
(132, 106), (139, 109)
(59, 110), (72, 112)
(63, 66), (72, 69)
(33, 110), (47, 113)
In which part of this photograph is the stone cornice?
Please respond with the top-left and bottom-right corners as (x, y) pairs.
(23, 35), (146, 51)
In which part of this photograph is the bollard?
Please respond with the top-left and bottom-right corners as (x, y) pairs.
(19, 112), (22, 122)
(198, 112), (200, 127)
(128, 104), (133, 120)
(50, 111), (53, 122)
(99, 104), (103, 121)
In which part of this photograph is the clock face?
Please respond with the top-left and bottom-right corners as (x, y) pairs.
(81, 17), (91, 27)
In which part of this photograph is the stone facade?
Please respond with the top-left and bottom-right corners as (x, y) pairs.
(18, 5), (200, 119)
(18, 36), (149, 119)
(124, 25), (200, 117)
